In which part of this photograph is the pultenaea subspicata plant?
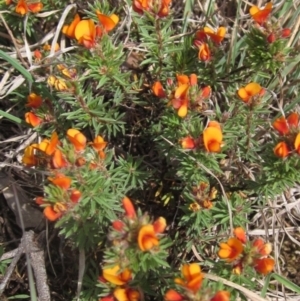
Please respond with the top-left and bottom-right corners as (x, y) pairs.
(1, 0), (299, 299)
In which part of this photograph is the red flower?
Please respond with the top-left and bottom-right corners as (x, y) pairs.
(254, 258), (275, 275)
(26, 93), (42, 108)
(250, 2), (272, 26)
(180, 137), (195, 149)
(233, 227), (247, 243)
(273, 113), (299, 135)
(152, 81), (166, 98)
(48, 173), (72, 190)
(210, 291), (230, 301)
(164, 290), (184, 301)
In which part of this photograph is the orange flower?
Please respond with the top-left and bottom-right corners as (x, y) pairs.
(133, 0), (171, 17)
(91, 135), (107, 151)
(153, 217), (166, 233)
(43, 206), (63, 221)
(189, 74), (197, 86)
(74, 19), (100, 49)
(252, 238), (272, 256)
(25, 112), (42, 127)
(138, 224), (159, 251)
(22, 144), (38, 166)
(233, 227), (247, 243)
(254, 258), (275, 275)
(273, 113), (299, 135)
(43, 42), (60, 52)
(203, 122), (223, 153)
(16, 0), (43, 15)
(67, 129), (87, 151)
(52, 149), (68, 169)
(180, 137), (195, 149)
(122, 196), (136, 219)
(203, 26), (226, 44)
(174, 263), (203, 293)
(198, 43), (211, 61)
(294, 133), (300, 154)
(27, 1), (43, 13)
(48, 173), (72, 190)
(273, 141), (289, 158)
(37, 132), (59, 156)
(250, 2), (272, 26)
(102, 265), (132, 285)
(152, 81), (166, 98)
(96, 11), (119, 32)
(210, 291), (230, 301)
(26, 93), (42, 108)
(164, 290), (184, 301)
(218, 237), (244, 262)
(113, 288), (140, 301)
(237, 82), (263, 103)
(62, 14), (81, 39)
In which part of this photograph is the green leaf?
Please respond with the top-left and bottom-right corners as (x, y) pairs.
(0, 110), (23, 124)
(0, 50), (33, 84)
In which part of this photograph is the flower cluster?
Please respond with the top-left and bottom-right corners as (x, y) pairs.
(62, 11), (119, 49)
(165, 263), (230, 301)
(237, 82), (265, 105)
(109, 197), (166, 252)
(35, 174), (81, 221)
(133, 0), (172, 18)
(189, 182), (217, 211)
(6, 0), (43, 15)
(194, 26), (226, 62)
(218, 227), (275, 275)
(249, 2), (291, 43)
(273, 112), (300, 158)
(100, 265), (140, 301)
(23, 130), (107, 221)
(98, 197), (167, 301)
(180, 121), (223, 153)
(152, 74), (211, 117)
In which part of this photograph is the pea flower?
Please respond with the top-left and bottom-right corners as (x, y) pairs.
(62, 14), (81, 39)
(48, 173), (72, 190)
(254, 258), (275, 275)
(67, 129), (87, 151)
(22, 144), (39, 166)
(96, 11), (119, 32)
(74, 19), (101, 49)
(237, 82), (264, 104)
(25, 112), (42, 127)
(203, 26), (226, 44)
(43, 205), (64, 222)
(152, 81), (166, 98)
(273, 113), (299, 135)
(26, 93), (42, 108)
(174, 263), (203, 293)
(102, 265), (132, 285)
(180, 137), (196, 149)
(122, 196), (136, 219)
(138, 224), (159, 251)
(198, 42), (211, 62)
(273, 141), (290, 158)
(203, 121), (223, 153)
(250, 2), (272, 26)
(16, 0), (43, 15)
(113, 288), (140, 301)
(133, 0), (172, 18)
(218, 237), (244, 262)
